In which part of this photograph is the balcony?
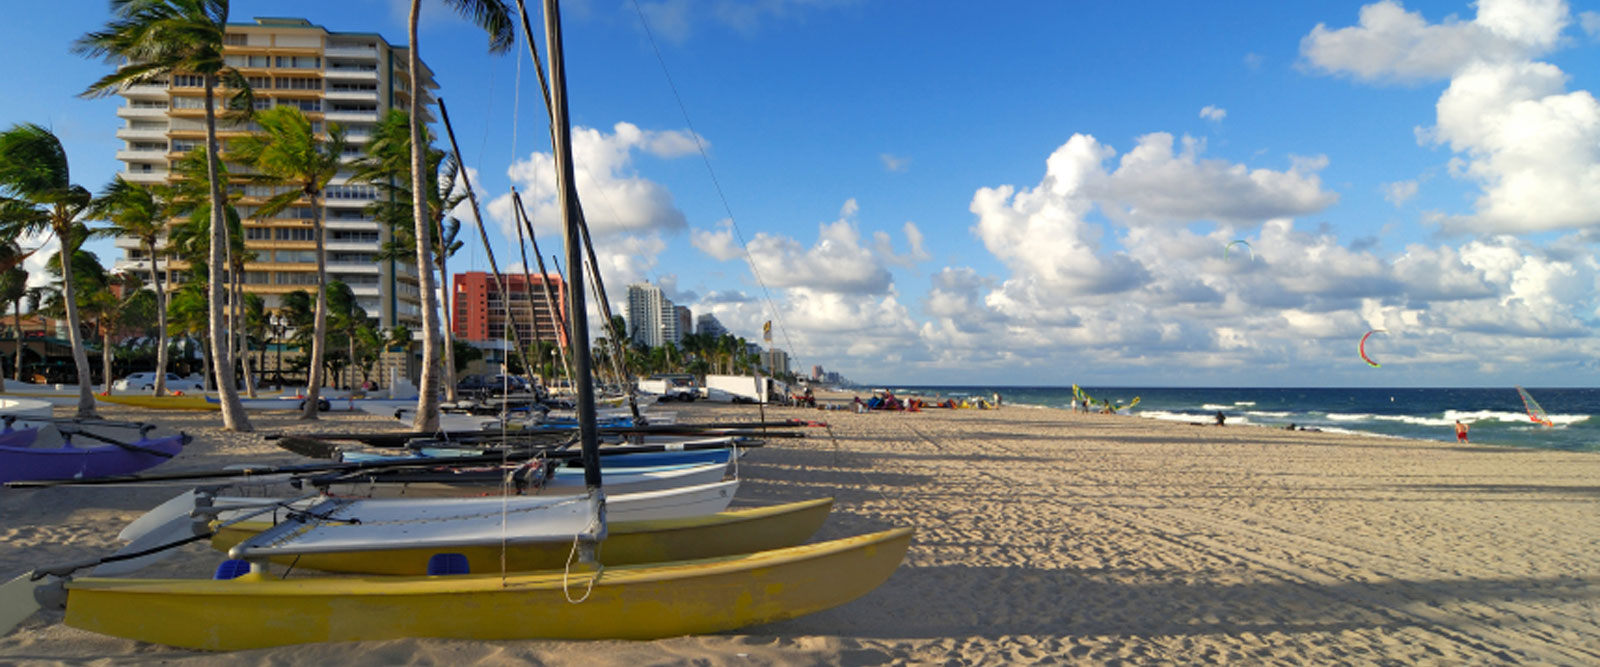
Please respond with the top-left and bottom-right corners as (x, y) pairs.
(324, 88), (378, 102)
(121, 83), (169, 99)
(324, 46), (378, 60)
(117, 105), (168, 119)
(116, 149), (167, 162)
(115, 127), (168, 141)
(324, 66), (378, 81)
(120, 169), (169, 184)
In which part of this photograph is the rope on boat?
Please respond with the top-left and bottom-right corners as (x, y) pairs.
(562, 508), (602, 604)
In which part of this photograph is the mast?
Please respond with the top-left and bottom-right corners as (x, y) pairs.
(542, 0), (601, 491)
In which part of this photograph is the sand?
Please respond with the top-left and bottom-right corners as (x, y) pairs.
(2, 398), (1599, 665)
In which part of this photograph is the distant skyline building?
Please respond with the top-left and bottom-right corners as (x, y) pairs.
(674, 306), (692, 344)
(764, 348), (790, 376)
(625, 282), (681, 348)
(110, 16), (437, 330)
(451, 271), (568, 348)
(696, 313), (727, 338)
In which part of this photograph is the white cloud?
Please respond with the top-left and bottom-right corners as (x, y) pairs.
(743, 200), (893, 295)
(879, 153), (910, 172)
(1305, 1), (1600, 234)
(1382, 179), (1419, 205)
(1200, 105), (1227, 122)
(20, 230), (56, 289)
(1096, 133), (1338, 226)
(874, 221), (931, 268)
(690, 219), (745, 262)
(1427, 61), (1600, 233)
(488, 122), (695, 241)
(1582, 10), (1600, 38)
(1300, 0), (1567, 82)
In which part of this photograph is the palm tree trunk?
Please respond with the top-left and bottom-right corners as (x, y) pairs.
(303, 190), (328, 420)
(408, 0), (442, 431)
(58, 243), (98, 419)
(203, 75), (251, 431)
(235, 275), (257, 398)
(12, 300), (22, 383)
(149, 238), (169, 397)
(437, 251), (457, 402)
(102, 328), (114, 396)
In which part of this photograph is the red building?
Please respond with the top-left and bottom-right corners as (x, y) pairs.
(451, 271), (568, 348)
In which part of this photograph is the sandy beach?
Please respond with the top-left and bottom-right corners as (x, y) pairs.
(2, 399), (1598, 665)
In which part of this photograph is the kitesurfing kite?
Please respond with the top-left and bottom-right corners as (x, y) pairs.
(1358, 329), (1386, 368)
(1224, 239), (1254, 262)
(1515, 386), (1555, 427)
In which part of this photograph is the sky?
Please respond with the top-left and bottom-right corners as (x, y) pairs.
(2, 0), (1599, 388)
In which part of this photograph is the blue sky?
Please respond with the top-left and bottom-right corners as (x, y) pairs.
(4, 0), (1599, 387)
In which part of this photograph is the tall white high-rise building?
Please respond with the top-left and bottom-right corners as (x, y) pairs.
(111, 16), (437, 329)
(625, 282), (681, 348)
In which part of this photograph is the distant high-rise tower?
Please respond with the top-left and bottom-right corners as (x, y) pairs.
(111, 16), (437, 329)
(696, 313), (728, 338)
(626, 282), (680, 348)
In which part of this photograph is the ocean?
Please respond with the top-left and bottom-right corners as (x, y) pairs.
(878, 386), (1599, 453)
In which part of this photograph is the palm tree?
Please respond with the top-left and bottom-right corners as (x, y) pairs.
(0, 241), (34, 391)
(90, 177), (177, 395)
(222, 214), (257, 398)
(227, 106), (345, 420)
(81, 271), (152, 395)
(0, 124), (100, 418)
(243, 293), (265, 392)
(404, 0), (513, 430)
(165, 281), (209, 389)
(353, 109), (466, 402)
(78, 0), (254, 430)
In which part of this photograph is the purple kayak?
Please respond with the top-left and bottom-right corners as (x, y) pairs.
(0, 425), (186, 485)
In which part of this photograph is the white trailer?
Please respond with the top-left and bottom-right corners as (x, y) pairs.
(703, 374), (783, 404)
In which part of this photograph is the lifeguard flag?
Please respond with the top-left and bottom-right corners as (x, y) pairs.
(762, 320), (772, 342)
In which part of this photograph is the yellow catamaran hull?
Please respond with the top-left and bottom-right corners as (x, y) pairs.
(209, 497), (835, 575)
(64, 527), (913, 650)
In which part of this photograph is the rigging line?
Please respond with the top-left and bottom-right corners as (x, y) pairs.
(438, 98), (539, 384)
(626, 0), (799, 366)
(512, 187), (552, 377)
(514, 190), (575, 383)
(510, 0), (643, 411)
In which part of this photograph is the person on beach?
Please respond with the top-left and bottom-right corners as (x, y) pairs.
(1215, 410), (1226, 426)
(1455, 420), (1469, 443)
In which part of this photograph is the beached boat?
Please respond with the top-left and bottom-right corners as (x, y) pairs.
(61, 526), (911, 650)
(95, 394), (216, 411)
(0, 2), (909, 648)
(210, 496), (833, 574)
(0, 425), (186, 484)
(313, 460), (731, 498)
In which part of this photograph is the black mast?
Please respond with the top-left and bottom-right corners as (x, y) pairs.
(541, 0), (601, 491)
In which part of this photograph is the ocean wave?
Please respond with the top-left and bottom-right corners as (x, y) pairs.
(1444, 409), (1556, 424)
(1324, 412), (1372, 421)
(1234, 401), (1256, 406)
(1372, 414), (1456, 427)
(1137, 410), (1210, 424)
(1245, 411), (1291, 418)
(1201, 404), (1233, 411)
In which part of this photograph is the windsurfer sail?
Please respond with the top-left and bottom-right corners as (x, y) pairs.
(1515, 386), (1554, 427)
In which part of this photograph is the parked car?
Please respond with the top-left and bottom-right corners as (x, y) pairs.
(113, 372), (205, 392)
(456, 374), (535, 398)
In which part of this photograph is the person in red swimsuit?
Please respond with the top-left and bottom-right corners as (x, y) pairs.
(1454, 420), (1469, 443)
